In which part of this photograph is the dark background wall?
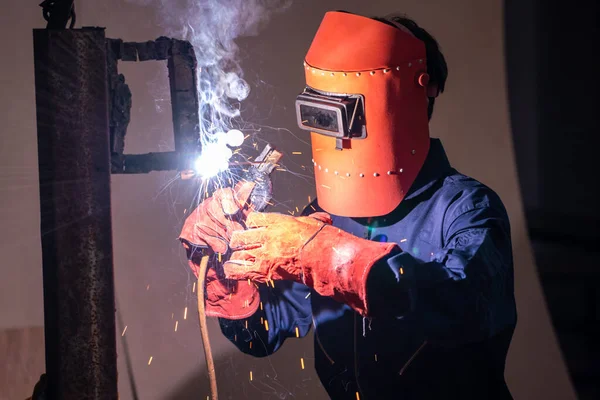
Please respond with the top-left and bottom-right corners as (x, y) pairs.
(505, 0), (600, 398)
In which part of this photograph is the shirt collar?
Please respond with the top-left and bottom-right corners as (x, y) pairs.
(403, 138), (453, 200)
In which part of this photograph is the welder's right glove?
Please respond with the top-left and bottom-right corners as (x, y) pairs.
(179, 180), (260, 320)
(179, 181), (255, 255)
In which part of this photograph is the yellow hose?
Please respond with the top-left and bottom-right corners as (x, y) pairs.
(197, 255), (218, 400)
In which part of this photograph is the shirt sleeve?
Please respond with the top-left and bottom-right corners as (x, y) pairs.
(366, 190), (515, 345)
(218, 280), (313, 357)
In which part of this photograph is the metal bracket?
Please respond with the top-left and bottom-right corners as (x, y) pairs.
(106, 37), (201, 174)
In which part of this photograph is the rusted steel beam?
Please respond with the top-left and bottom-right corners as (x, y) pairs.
(33, 28), (117, 400)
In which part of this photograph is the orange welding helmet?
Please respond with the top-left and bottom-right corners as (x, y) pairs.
(296, 11), (431, 217)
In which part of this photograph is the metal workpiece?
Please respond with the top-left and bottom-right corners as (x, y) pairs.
(107, 37), (200, 174)
(33, 28), (118, 400)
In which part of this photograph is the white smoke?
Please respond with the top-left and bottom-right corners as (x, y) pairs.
(126, 0), (292, 150)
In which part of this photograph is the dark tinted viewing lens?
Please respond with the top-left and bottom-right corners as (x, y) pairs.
(299, 104), (339, 134)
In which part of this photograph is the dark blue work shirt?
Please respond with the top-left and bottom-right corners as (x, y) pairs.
(219, 139), (517, 399)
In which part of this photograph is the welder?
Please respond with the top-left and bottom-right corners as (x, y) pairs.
(180, 11), (517, 399)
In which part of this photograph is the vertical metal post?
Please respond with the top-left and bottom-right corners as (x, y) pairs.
(33, 28), (118, 399)
(167, 40), (200, 153)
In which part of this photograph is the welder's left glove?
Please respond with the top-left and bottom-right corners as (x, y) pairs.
(225, 211), (399, 315)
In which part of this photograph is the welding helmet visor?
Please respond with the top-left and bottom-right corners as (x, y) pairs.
(296, 11), (431, 217)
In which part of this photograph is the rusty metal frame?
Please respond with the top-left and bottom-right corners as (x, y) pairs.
(107, 37), (201, 174)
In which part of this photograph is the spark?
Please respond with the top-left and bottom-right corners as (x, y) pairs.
(146, 284), (150, 290)
(261, 317), (264, 324)
(218, 253), (222, 262)
(305, 292), (311, 299)
(249, 341), (253, 349)
(308, 195), (311, 203)
(375, 354), (378, 362)
(295, 326), (300, 338)
(260, 301), (263, 310)
(400, 238), (407, 243)
(245, 320), (248, 329)
(248, 279), (251, 286)
(174, 321), (179, 332)
(356, 392), (360, 400)
(249, 371), (253, 381)
(192, 282), (196, 293)
(276, 168), (287, 172)
(184, 307), (188, 320)
(234, 334), (237, 341)
(265, 320), (269, 331)
(292, 151), (302, 155)
(171, 313), (174, 319)
(148, 356), (153, 365)
(296, 206), (299, 213)
(400, 267), (404, 275)
(321, 185), (331, 189)
(310, 205), (316, 211)
(121, 326), (128, 336)
(300, 357), (305, 369)
(184, 208), (187, 214)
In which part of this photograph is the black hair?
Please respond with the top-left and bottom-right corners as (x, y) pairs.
(372, 15), (448, 120)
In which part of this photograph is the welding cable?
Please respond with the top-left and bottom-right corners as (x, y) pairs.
(197, 255), (219, 400)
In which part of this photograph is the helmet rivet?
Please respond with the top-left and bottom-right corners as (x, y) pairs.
(330, 72), (335, 77)
(370, 71), (376, 76)
(408, 62), (412, 67)
(346, 173), (351, 177)
(396, 66), (401, 71)
(334, 171), (339, 175)
(356, 72), (361, 77)
(387, 171), (393, 175)
(321, 72), (325, 76)
(384, 69), (390, 73)
(359, 173), (365, 178)
(374, 172), (380, 177)
(312, 69), (316, 74)
(325, 168), (328, 173)
(318, 165), (322, 170)
(343, 73), (347, 77)
(399, 168), (404, 173)
(411, 150), (416, 155)
(419, 59), (423, 63)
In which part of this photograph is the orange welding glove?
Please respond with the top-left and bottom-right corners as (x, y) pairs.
(179, 181), (255, 255)
(179, 180), (260, 320)
(226, 211), (399, 315)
